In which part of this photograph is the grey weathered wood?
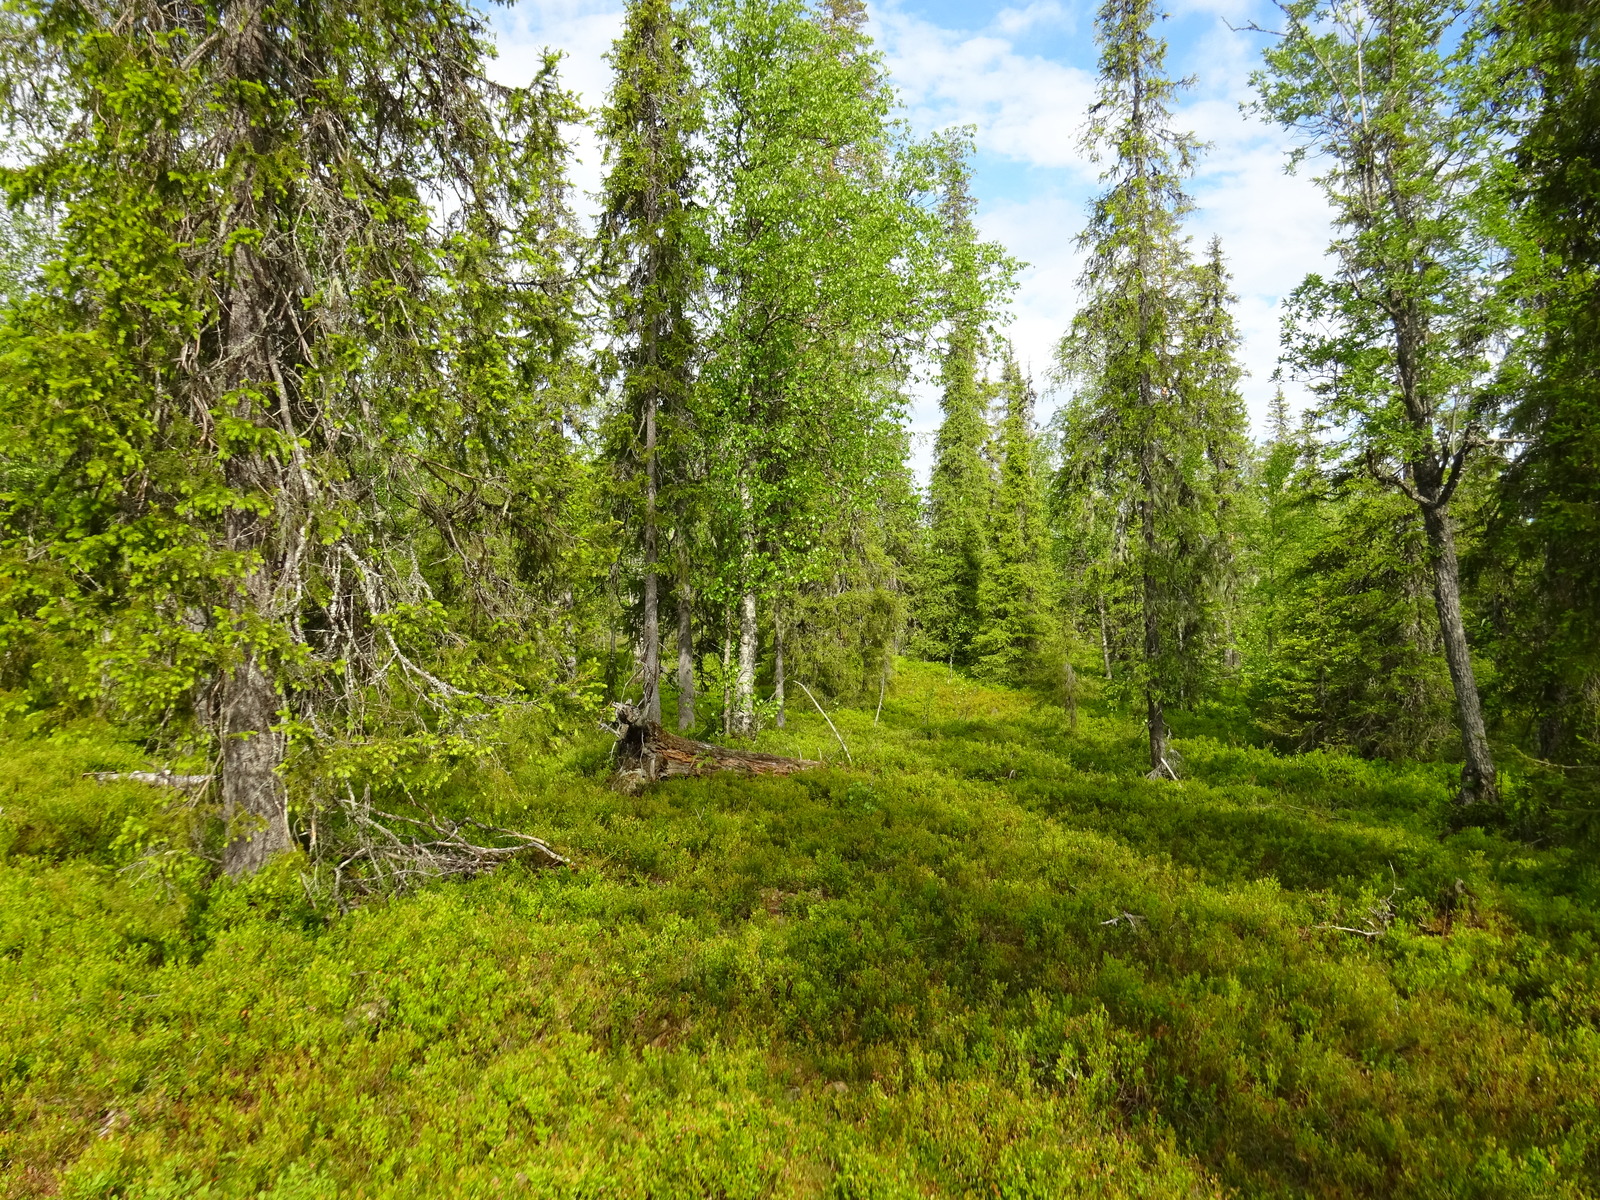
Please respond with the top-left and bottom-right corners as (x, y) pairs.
(611, 703), (821, 781)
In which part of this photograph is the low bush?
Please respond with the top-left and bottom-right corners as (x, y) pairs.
(2, 663), (1597, 1198)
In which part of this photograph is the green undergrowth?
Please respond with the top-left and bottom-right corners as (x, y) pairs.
(3, 662), (1599, 1198)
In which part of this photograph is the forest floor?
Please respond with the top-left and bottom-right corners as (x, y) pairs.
(3, 661), (1599, 1199)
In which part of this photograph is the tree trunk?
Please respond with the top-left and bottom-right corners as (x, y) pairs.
(721, 617), (732, 740)
(219, 249), (290, 874)
(732, 589), (758, 737)
(1146, 688), (1169, 777)
(221, 651), (290, 875)
(1140, 493), (1167, 776)
(675, 583), (695, 732)
(1419, 502), (1498, 805)
(641, 397), (661, 723)
(773, 602), (786, 729)
(1098, 591), (1114, 681)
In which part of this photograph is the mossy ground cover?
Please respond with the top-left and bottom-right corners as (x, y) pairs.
(3, 662), (1598, 1199)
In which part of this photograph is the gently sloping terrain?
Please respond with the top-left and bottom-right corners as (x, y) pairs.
(2, 662), (1597, 1198)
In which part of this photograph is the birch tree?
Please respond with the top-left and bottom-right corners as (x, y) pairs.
(693, 0), (935, 737)
(1252, 0), (1504, 805)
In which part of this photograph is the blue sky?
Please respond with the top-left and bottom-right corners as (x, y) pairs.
(488, 0), (1334, 476)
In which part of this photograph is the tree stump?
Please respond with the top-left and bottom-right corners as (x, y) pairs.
(611, 703), (821, 784)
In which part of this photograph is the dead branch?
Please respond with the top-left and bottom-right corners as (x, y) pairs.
(1313, 865), (1401, 940)
(315, 785), (567, 909)
(795, 680), (852, 765)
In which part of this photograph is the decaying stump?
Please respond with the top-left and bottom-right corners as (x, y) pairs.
(610, 703), (821, 785)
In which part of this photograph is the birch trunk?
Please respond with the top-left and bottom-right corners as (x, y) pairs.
(773, 603), (786, 729)
(1420, 503), (1497, 804)
(721, 619), (732, 740)
(732, 589), (758, 737)
(1098, 591), (1114, 682)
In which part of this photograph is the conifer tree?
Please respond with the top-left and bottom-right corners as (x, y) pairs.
(0, 0), (585, 872)
(1484, 0), (1600, 763)
(1250, 389), (1308, 659)
(972, 360), (1056, 684)
(919, 132), (1015, 668)
(1253, 0), (1503, 806)
(1056, 0), (1238, 776)
(922, 323), (992, 668)
(1184, 237), (1251, 667)
(598, 0), (700, 726)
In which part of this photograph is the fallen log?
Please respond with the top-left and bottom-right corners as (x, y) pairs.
(610, 703), (822, 783)
(88, 771), (214, 789)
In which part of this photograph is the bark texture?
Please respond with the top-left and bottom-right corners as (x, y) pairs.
(732, 589), (758, 737)
(773, 604), (786, 728)
(675, 584), (696, 731)
(221, 655), (291, 875)
(612, 703), (819, 782)
(641, 399), (661, 723)
(1420, 503), (1497, 804)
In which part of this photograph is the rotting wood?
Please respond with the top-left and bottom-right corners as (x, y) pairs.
(89, 771), (214, 789)
(609, 703), (821, 785)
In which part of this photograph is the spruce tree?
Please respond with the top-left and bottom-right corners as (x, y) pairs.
(0, 0), (585, 872)
(598, 0), (700, 726)
(1249, 389), (1308, 659)
(972, 360), (1056, 684)
(919, 131), (1015, 669)
(1184, 236), (1250, 669)
(923, 322), (993, 668)
(1484, 0), (1600, 763)
(1056, 0), (1238, 776)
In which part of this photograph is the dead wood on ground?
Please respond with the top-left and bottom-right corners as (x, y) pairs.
(608, 703), (821, 786)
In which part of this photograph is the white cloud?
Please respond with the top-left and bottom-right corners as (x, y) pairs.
(487, 1), (625, 224)
(993, 1), (1075, 36)
(873, 5), (1099, 173)
(487, 0), (1335, 467)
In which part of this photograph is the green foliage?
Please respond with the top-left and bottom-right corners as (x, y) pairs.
(917, 322), (992, 666)
(1053, 0), (1245, 756)
(971, 360), (1061, 688)
(4, 666), (1600, 1197)
(1251, 0), (1505, 804)
(915, 133), (1018, 669)
(692, 0), (932, 608)
(0, 0), (603, 768)
(596, 0), (702, 721)
(1252, 476), (1458, 758)
(1478, 0), (1600, 765)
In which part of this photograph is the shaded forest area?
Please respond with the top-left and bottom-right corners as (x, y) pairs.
(2, 0), (1600, 1194)
(2, 0), (1598, 864)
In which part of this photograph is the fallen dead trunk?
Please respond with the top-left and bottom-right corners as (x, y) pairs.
(610, 703), (821, 783)
(89, 771), (214, 789)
